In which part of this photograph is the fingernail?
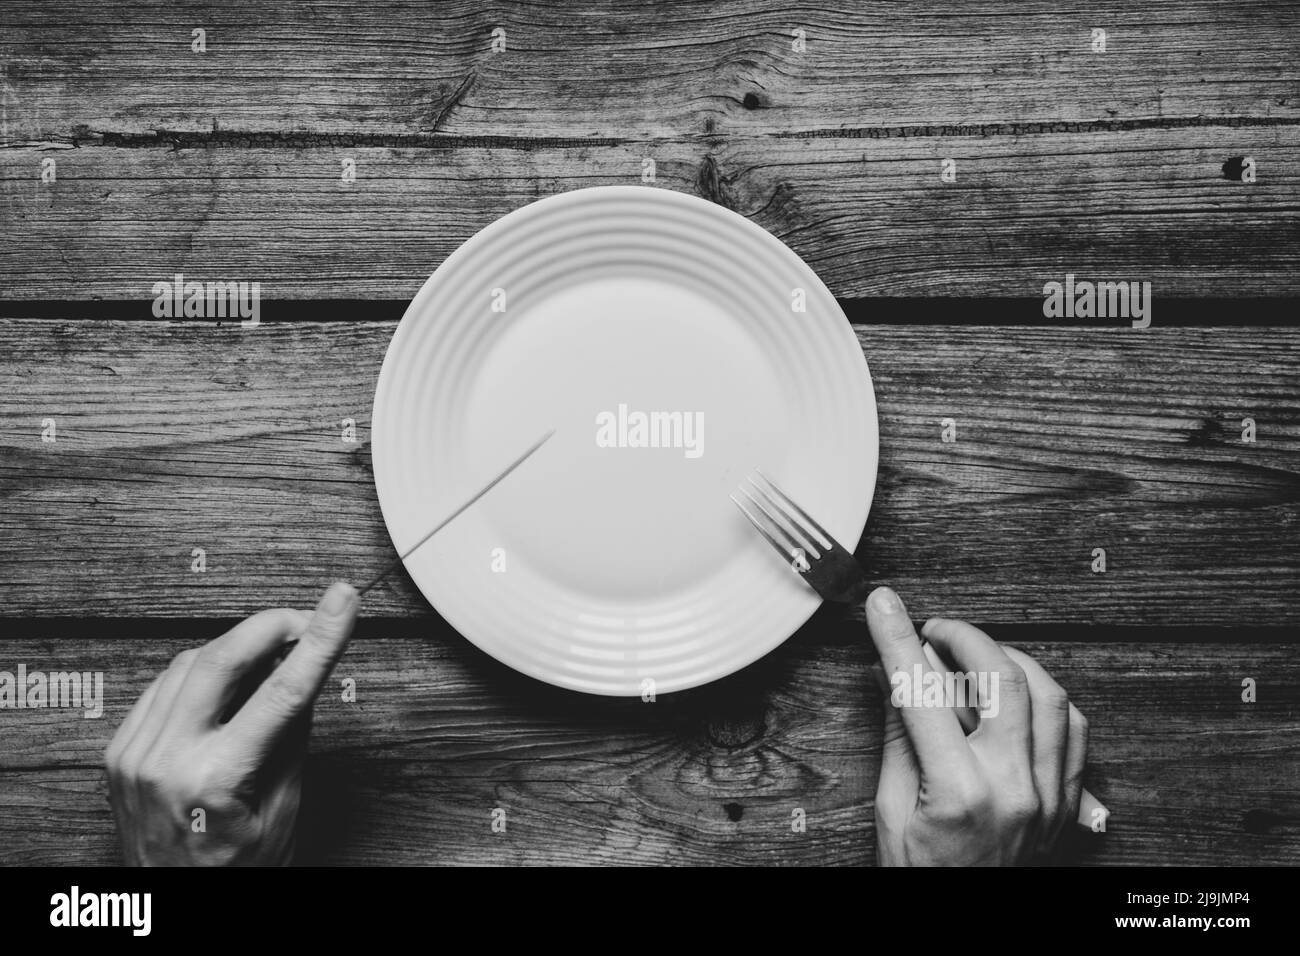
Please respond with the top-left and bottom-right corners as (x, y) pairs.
(869, 586), (902, 614)
(320, 582), (356, 615)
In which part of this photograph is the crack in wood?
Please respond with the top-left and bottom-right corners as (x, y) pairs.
(71, 129), (626, 150)
(429, 72), (477, 134)
(777, 115), (1300, 139)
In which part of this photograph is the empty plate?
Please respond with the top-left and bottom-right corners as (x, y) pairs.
(372, 185), (877, 695)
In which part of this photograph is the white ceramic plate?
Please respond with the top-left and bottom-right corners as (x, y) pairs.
(372, 185), (877, 696)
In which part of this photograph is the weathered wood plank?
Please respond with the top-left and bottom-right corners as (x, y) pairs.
(2, 1), (1297, 141)
(1, 320), (1296, 623)
(0, 638), (1294, 865)
(2, 127), (1297, 298)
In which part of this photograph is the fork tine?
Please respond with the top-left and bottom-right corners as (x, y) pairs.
(752, 470), (834, 550)
(739, 481), (821, 559)
(730, 493), (804, 565)
(743, 476), (825, 556)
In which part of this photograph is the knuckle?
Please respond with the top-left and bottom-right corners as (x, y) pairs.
(935, 780), (993, 825)
(104, 746), (131, 782)
(1042, 688), (1071, 718)
(934, 803), (980, 828)
(1069, 706), (1090, 737)
(249, 607), (300, 633)
(1006, 790), (1042, 825)
(184, 762), (237, 811)
(999, 661), (1029, 694)
(1043, 684), (1070, 708)
(186, 758), (220, 794)
(136, 757), (172, 793)
(111, 747), (140, 785)
(881, 625), (917, 649)
(170, 648), (200, 670)
(260, 671), (309, 716)
(172, 767), (205, 804)
(197, 642), (241, 674)
(301, 622), (349, 660)
(963, 782), (995, 816)
(104, 737), (124, 770)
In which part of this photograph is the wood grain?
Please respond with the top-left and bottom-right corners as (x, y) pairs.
(1, 319), (1296, 623)
(1, 1), (1297, 867)
(2, 127), (1297, 298)
(2, 1), (1297, 139)
(0, 636), (1294, 865)
(3, 1), (1298, 298)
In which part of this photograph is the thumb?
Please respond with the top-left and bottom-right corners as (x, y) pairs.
(871, 661), (912, 761)
(294, 581), (359, 674)
(870, 660), (920, 819)
(220, 581), (358, 763)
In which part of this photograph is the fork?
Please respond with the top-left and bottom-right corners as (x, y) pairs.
(729, 469), (875, 607)
(731, 469), (1105, 829)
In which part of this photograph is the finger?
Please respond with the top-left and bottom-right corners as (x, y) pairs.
(1004, 645), (1071, 849)
(865, 588), (974, 781)
(119, 648), (200, 771)
(105, 667), (171, 849)
(258, 758), (304, 865)
(921, 641), (979, 732)
(920, 617), (1032, 753)
(174, 608), (311, 731)
(105, 670), (165, 774)
(1064, 703), (1095, 828)
(222, 582), (358, 765)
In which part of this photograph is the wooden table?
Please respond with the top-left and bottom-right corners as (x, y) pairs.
(1, 1), (1297, 866)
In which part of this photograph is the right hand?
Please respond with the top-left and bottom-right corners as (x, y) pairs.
(866, 586), (1096, 866)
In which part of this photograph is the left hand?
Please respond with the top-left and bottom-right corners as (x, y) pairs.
(105, 582), (357, 866)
